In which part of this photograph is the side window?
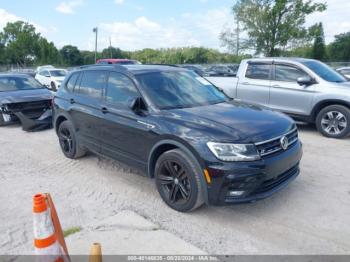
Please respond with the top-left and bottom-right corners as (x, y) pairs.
(245, 63), (271, 80)
(275, 64), (309, 82)
(65, 73), (79, 92)
(106, 72), (139, 106)
(78, 71), (107, 99)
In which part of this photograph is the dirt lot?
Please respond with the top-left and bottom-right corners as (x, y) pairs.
(0, 124), (350, 255)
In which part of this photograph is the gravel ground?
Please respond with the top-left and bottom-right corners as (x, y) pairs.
(0, 124), (350, 255)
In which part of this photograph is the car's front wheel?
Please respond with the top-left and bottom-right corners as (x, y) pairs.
(58, 120), (86, 159)
(155, 149), (204, 212)
(316, 105), (350, 138)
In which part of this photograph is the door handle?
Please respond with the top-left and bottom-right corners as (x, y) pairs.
(101, 107), (109, 114)
(70, 98), (75, 104)
(272, 84), (280, 88)
(241, 82), (250, 85)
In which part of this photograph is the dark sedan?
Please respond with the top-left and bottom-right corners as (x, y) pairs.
(0, 74), (53, 131)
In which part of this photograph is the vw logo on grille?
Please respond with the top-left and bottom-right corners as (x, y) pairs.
(280, 136), (289, 150)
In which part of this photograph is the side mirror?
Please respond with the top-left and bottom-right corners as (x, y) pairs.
(297, 76), (315, 86)
(129, 97), (147, 115)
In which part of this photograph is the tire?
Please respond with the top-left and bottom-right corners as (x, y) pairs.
(50, 82), (57, 91)
(155, 149), (204, 212)
(57, 120), (86, 159)
(316, 105), (350, 139)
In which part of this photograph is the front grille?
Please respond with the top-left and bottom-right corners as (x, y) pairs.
(254, 164), (299, 194)
(255, 128), (298, 157)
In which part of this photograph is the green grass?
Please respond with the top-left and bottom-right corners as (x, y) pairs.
(63, 226), (82, 238)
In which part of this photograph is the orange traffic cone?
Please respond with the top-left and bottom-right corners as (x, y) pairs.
(33, 193), (68, 262)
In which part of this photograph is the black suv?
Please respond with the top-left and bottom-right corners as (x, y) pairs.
(53, 65), (302, 212)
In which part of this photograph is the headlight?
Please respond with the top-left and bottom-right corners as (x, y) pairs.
(207, 142), (260, 162)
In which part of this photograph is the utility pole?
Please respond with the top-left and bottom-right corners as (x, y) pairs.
(93, 27), (98, 62)
(109, 37), (112, 58)
(236, 18), (240, 56)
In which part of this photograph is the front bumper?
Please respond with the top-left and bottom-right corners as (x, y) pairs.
(1, 100), (52, 131)
(205, 140), (303, 205)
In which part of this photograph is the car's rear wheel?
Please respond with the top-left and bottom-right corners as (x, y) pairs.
(155, 149), (204, 212)
(50, 82), (57, 91)
(316, 105), (350, 138)
(58, 120), (86, 159)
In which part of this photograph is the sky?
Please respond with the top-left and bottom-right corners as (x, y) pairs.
(0, 0), (349, 52)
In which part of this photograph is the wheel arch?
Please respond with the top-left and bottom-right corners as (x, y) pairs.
(54, 112), (73, 134)
(311, 99), (350, 122)
(148, 139), (209, 204)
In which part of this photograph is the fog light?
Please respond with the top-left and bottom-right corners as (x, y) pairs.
(227, 190), (245, 197)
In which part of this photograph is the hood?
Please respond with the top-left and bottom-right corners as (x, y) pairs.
(323, 81), (350, 96)
(0, 88), (53, 105)
(161, 101), (295, 143)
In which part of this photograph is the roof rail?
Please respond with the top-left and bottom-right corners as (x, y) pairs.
(75, 64), (128, 71)
(144, 63), (179, 67)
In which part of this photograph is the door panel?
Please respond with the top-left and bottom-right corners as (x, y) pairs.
(69, 70), (108, 153)
(99, 72), (157, 169)
(237, 63), (271, 106)
(269, 64), (316, 115)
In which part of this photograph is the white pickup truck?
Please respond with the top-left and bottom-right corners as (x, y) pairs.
(206, 57), (350, 139)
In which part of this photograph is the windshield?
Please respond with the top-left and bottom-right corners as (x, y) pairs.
(302, 60), (347, 83)
(136, 71), (228, 109)
(0, 76), (44, 92)
(49, 70), (67, 77)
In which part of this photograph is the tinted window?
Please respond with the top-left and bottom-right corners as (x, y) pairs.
(302, 60), (347, 83)
(245, 64), (271, 80)
(136, 71), (227, 109)
(275, 64), (309, 82)
(78, 71), (106, 99)
(106, 72), (139, 105)
(50, 70), (67, 77)
(0, 76), (44, 92)
(66, 73), (79, 92)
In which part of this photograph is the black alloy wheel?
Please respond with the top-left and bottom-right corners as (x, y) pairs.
(155, 149), (203, 212)
(58, 120), (86, 159)
(158, 160), (191, 204)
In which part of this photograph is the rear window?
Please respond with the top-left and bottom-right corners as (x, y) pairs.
(50, 70), (67, 77)
(245, 63), (271, 80)
(0, 76), (44, 92)
(77, 71), (107, 99)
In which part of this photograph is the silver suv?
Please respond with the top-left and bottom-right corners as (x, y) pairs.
(208, 58), (350, 139)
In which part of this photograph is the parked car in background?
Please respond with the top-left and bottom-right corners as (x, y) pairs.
(178, 64), (213, 77)
(227, 64), (239, 74)
(208, 65), (236, 77)
(35, 68), (67, 91)
(36, 65), (55, 73)
(96, 59), (141, 65)
(207, 58), (350, 138)
(336, 67), (350, 80)
(0, 74), (52, 131)
(53, 64), (302, 212)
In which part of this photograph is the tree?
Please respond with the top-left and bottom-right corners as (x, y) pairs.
(101, 46), (124, 59)
(328, 32), (350, 62)
(0, 21), (41, 66)
(36, 38), (59, 65)
(311, 22), (326, 60)
(59, 45), (83, 66)
(224, 0), (326, 56)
